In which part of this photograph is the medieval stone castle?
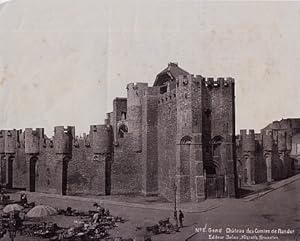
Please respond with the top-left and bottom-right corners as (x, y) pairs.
(0, 63), (298, 202)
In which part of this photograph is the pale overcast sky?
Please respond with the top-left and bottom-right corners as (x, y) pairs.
(0, 0), (299, 136)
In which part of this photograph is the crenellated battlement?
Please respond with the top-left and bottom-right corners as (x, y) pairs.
(158, 88), (176, 105)
(0, 125), (115, 154)
(240, 129), (256, 152)
(42, 137), (54, 149)
(73, 135), (90, 148)
(174, 74), (234, 90)
(25, 128), (44, 154)
(54, 126), (75, 154)
(157, 74), (234, 106)
(89, 124), (113, 154)
(3, 129), (17, 154)
(205, 77), (235, 88)
(126, 82), (149, 91)
(142, 86), (159, 96)
(127, 82), (149, 107)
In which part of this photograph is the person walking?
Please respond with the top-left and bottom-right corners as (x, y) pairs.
(178, 210), (184, 228)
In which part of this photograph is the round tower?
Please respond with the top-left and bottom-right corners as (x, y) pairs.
(25, 128), (43, 154)
(242, 129), (255, 152)
(127, 82), (148, 152)
(241, 129), (256, 185)
(4, 130), (17, 154)
(90, 125), (113, 154)
(54, 126), (74, 154)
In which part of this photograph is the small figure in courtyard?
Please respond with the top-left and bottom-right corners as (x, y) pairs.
(20, 193), (28, 205)
(94, 202), (105, 216)
(66, 207), (72, 216)
(178, 210), (184, 228)
(92, 212), (100, 223)
(13, 211), (23, 230)
(93, 202), (103, 210)
(173, 210), (178, 227)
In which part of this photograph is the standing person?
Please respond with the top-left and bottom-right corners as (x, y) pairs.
(14, 211), (22, 231)
(179, 210), (184, 228)
(173, 210), (178, 227)
(20, 193), (28, 205)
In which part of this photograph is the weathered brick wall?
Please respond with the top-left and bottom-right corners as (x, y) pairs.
(13, 146), (27, 189)
(201, 81), (212, 162)
(210, 78), (236, 197)
(111, 133), (142, 194)
(141, 88), (158, 195)
(175, 75), (193, 202)
(210, 78), (235, 145)
(33, 146), (58, 194)
(157, 94), (177, 201)
(127, 83), (148, 152)
(190, 77), (206, 201)
(68, 139), (107, 195)
(67, 124), (113, 196)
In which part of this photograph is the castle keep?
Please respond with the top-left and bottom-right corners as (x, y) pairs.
(0, 63), (238, 202)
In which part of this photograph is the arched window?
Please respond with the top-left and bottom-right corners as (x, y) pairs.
(211, 136), (224, 157)
(205, 163), (217, 175)
(121, 112), (127, 120)
(180, 135), (192, 145)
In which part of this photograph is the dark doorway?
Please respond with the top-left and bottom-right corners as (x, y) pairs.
(62, 158), (68, 195)
(7, 157), (13, 188)
(206, 175), (217, 198)
(205, 163), (225, 199)
(205, 174), (225, 199)
(29, 158), (37, 192)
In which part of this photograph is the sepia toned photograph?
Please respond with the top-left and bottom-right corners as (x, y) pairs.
(0, 0), (299, 240)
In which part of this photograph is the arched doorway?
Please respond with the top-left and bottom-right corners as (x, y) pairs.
(29, 157), (37, 192)
(204, 136), (225, 199)
(204, 161), (222, 198)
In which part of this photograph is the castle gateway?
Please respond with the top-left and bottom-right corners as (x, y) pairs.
(0, 63), (237, 202)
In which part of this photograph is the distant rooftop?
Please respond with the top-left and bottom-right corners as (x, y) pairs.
(153, 62), (190, 87)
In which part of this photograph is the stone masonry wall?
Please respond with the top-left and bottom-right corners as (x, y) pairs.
(157, 92), (177, 201)
(68, 139), (107, 195)
(111, 133), (142, 194)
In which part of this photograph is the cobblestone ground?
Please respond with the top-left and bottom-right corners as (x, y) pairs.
(1, 179), (299, 241)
